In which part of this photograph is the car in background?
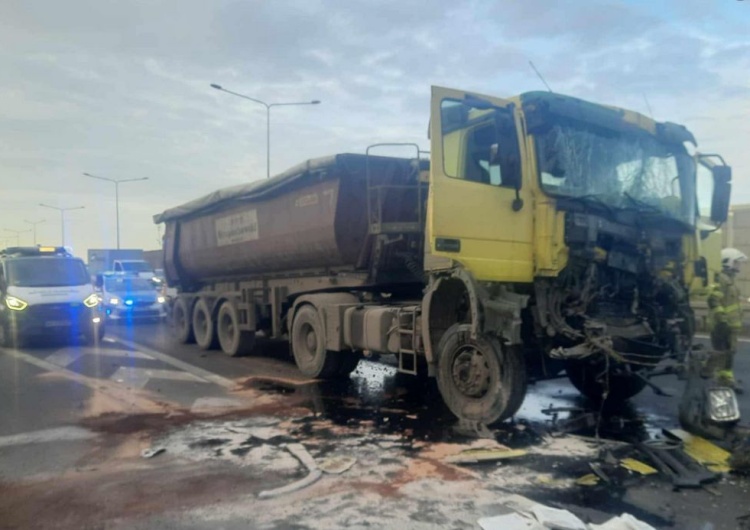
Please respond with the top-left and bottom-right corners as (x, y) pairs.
(97, 273), (166, 322)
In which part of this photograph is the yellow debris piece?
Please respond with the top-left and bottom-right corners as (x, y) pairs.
(575, 473), (600, 486)
(666, 429), (732, 473)
(619, 458), (658, 476)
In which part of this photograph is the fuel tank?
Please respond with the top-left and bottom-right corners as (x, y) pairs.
(154, 154), (423, 286)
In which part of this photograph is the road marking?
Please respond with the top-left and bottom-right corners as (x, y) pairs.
(44, 346), (152, 368)
(0, 426), (96, 448)
(113, 338), (237, 389)
(111, 366), (206, 389)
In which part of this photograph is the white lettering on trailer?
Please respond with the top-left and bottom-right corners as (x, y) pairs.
(215, 210), (259, 246)
(294, 193), (319, 208)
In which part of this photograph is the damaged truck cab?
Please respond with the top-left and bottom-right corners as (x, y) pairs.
(157, 85), (731, 426)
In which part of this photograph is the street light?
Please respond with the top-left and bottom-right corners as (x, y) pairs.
(210, 83), (321, 179)
(24, 219), (45, 245)
(4, 228), (32, 246)
(39, 204), (85, 247)
(83, 173), (148, 249)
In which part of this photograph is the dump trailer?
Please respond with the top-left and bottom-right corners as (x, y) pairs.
(155, 86), (732, 425)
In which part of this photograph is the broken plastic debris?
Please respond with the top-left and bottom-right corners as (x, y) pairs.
(531, 504), (587, 530)
(589, 513), (657, 530)
(478, 512), (544, 530)
(664, 428), (732, 473)
(317, 456), (356, 474)
(141, 447), (166, 459)
(575, 473), (600, 486)
(619, 458), (658, 476)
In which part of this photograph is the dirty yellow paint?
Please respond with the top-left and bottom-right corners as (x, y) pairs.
(666, 429), (732, 473)
(619, 458), (658, 476)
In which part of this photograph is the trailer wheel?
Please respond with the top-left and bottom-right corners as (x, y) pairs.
(192, 298), (218, 350)
(172, 298), (194, 344)
(291, 305), (341, 378)
(436, 324), (527, 425)
(217, 301), (256, 357)
(566, 362), (647, 403)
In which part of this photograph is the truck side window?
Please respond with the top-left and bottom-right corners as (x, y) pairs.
(441, 99), (521, 189)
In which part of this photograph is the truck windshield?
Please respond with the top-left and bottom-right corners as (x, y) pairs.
(104, 277), (154, 292)
(5, 258), (90, 287)
(534, 120), (696, 226)
(120, 262), (152, 273)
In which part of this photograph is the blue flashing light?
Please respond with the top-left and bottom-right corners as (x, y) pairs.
(125, 299), (134, 306)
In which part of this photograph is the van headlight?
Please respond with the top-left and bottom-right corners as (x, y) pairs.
(5, 296), (28, 311)
(157, 296), (166, 304)
(83, 294), (100, 308)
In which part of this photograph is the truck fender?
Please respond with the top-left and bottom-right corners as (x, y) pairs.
(290, 293), (360, 351)
(421, 269), (481, 365)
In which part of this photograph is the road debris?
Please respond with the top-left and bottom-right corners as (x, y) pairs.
(478, 512), (544, 530)
(444, 447), (528, 465)
(664, 428), (732, 473)
(258, 443), (321, 499)
(589, 513), (657, 530)
(575, 473), (600, 486)
(637, 439), (719, 489)
(317, 455), (356, 474)
(619, 458), (658, 476)
(531, 504), (587, 530)
(141, 447), (165, 459)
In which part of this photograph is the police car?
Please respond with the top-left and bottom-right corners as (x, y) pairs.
(0, 246), (104, 346)
(97, 272), (167, 322)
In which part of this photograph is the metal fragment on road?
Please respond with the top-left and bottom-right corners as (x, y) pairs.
(619, 458), (658, 476)
(258, 443), (322, 499)
(141, 447), (166, 458)
(444, 448), (528, 464)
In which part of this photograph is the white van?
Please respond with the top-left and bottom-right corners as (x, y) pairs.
(0, 246), (105, 346)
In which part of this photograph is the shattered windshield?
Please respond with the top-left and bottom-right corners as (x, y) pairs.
(535, 120), (696, 226)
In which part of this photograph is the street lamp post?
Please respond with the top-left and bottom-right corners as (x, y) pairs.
(39, 204), (85, 247)
(83, 173), (148, 249)
(210, 84), (321, 179)
(4, 228), (32, 246)
(24, 219), (45, 245)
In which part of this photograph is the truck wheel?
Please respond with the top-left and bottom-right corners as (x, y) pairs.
(436, 324), (527, 425)
(217, 301), (256, 357)
(291, 305), (341, 378)
(192, 298), (218, 350)
(566, 362), (647, 403)
(172, 298), (194, 344)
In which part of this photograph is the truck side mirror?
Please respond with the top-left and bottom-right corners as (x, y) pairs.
(710, 165), (731, 224)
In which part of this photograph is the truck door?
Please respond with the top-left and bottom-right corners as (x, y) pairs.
(428, 86), (534, 282)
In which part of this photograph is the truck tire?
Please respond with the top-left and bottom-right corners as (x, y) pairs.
(436, 324), (527, 425)
(565, 362), (648, 403)
(291, 304), (341, 378)
(172, 298), (194, 344)
(217, 301), (256, 357)
(192, 298), (218, 350)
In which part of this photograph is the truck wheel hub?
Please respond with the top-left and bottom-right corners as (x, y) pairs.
(452, 347), (491, 398)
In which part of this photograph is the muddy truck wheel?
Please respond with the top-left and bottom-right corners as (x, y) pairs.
(192, 298), (218, 350)
(216, 300), (256, 357)
(566, 362), (647, 403)
(291, 305), (342, 378)
(436, 324), (527, 425)
(171, 297), (194, 344)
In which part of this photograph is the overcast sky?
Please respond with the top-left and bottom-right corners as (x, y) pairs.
(1, 0), (749, 256)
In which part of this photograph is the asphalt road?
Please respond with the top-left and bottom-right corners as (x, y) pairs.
(1, 322), (749, 529)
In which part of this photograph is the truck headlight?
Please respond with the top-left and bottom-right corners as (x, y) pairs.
(157, 296), (166, 304)
(708, 388), (740, 422)
(109, 297), (120, 305)
(83, 294), (100, 308)
(5, 296), (28, 311)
